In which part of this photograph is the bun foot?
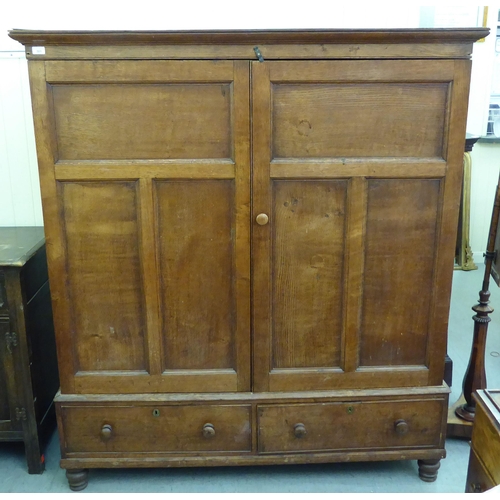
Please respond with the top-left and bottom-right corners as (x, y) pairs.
(66, 468), (89, 491)
(418, 459), (441, 482)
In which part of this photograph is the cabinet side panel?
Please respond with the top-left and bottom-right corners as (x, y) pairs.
(272, 180), (347, 369)
(61, 181), (147, 372)
(156, 180), (236, 371)
(359, 179), (440, 367)
(24, 280), (59, 423)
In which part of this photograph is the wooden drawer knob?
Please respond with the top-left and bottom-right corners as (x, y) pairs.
(256, 213), (269, 225)
(294, 423), (307, 438)
(101, 424), (113, 440)
(202, 423), (216, 439)
(394, 419), (409, 435)
(469, 483), (484, 493)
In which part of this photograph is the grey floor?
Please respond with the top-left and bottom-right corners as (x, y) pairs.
(1, 264), (500, 493)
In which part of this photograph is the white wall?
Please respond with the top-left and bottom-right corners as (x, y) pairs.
(467, 6), (498, 136)
(0, 52), (42, 226)
(465, 6), (500, 259)
(470, 143), (500, 259)
(1, 2), (498, 248)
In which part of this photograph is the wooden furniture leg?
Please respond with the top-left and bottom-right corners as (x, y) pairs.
(418, 459), (441, 482)
(66, 469), (89, 491)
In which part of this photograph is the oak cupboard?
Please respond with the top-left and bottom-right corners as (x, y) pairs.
(8, 28), (488, 491)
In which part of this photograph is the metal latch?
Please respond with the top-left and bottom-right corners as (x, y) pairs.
(6, 332), (17, 353)
(253, 46), (264, 62)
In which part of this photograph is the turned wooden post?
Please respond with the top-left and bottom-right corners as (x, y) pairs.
(455, 173), (500, 421)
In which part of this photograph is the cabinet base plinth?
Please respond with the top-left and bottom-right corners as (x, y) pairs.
(57, 389), (449, 490)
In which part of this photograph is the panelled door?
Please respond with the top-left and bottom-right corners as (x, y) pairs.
(33, 60), (251, 394)
(251, 60), (469, 392)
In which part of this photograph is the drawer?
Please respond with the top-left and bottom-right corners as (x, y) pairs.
(466, 448), (496, 493)
(470, 400), (500, 484)
(257, 399), (445, 453)
(60, 404), (252, 454)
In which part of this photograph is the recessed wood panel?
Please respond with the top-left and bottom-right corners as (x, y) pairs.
(272, 181), (347, 369)
(52, 84), (232, 160)
(156, 180), (235, 371)
(61, 182), (147, 372)
(359, 179), (440, 367)
(272, 83), (448, 158)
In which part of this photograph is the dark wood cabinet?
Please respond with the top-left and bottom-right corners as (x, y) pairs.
(0, 227), (59, 473)
(8, 27), (487, 490)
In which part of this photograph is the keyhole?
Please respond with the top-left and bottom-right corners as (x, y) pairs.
(152, 409), (160, 417)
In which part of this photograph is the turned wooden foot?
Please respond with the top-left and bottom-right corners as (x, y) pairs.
(418, 459), (441, 482)
(66, 469), (89, 491)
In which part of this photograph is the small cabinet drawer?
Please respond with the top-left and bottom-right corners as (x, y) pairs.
(466, 448), (496, 493)
(61, 404), (252, 454)
(257, 398), (445, 453)
(470, 396), (500, 485)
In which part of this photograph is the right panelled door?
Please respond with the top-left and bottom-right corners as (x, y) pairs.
(252, 59), (470, 392)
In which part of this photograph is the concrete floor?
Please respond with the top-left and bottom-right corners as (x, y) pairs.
(1, 264), (500, 493)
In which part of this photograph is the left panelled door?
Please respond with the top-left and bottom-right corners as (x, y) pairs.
(29, 59), (251, 394)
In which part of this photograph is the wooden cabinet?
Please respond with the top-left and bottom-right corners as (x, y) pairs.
(0, 227), (59, 473)
(9, 28), (487, 491)
(465, 390), (500, 493)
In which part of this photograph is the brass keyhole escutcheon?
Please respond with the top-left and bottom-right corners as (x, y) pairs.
(347, 406), (354, 414)
(152, 409), (160, 417)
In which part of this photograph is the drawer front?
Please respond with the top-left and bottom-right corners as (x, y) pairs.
(258, 399), (445, 453)
(61, 404), (252, 454)
(470, 402), (500, 484)
(466, 448), (496, 493)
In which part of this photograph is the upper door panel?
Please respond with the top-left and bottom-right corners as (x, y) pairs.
(46, 60), (235, 162)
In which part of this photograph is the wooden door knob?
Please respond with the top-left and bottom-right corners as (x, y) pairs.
(101, 424), (113, 440)
(294, 423), (307, 438)
(202, 423), (216, 438)
(256, 213), (269, 225)
(394, 419), (409, 435)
